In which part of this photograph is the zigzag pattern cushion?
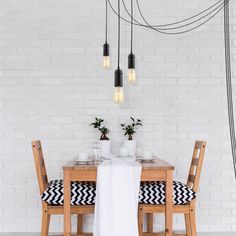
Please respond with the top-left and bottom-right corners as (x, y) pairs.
(41, 179), (96, 205)
(139, 181), (196, 205)
(41, 179), (195, 206)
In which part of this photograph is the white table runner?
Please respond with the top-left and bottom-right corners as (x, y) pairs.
(93, 158), (142, 236)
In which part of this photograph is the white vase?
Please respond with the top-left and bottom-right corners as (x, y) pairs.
(99, 140), (111, 157)
(123, 140), (136, 157)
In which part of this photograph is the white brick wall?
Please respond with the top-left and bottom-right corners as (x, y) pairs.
(0, 0), (236, 232)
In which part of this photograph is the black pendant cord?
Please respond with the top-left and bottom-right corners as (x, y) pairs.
(108, 0), (230, 34)
(224, 0), (236, 176)
(112, 0), (223, 28)
(130, 0), (133, 53)
(105, 0), (108, 43)
(136, 0), (226, 31)
(123, 0), (224, 30)
(118, 0), (121, 68)
(136, 0), (230, 35)
(224, 0), (236, 178)
(114, 0), (123, 91)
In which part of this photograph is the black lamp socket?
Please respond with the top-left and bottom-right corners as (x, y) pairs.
(103, 43), (109, 56)
(114, 68), (123, 87)
(128, 53), (135, 69)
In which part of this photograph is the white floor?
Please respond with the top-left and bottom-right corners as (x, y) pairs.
(0, 233), (236, 236)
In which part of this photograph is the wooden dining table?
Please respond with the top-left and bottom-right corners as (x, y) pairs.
(63, 157), (175, 236)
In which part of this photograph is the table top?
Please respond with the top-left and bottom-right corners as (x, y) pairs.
(63, 157), (174, 171)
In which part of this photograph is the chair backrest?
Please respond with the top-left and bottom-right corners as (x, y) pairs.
(31, 140), (48, 195)
(187, 140), (206, 193)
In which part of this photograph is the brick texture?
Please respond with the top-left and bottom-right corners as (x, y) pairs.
(0, 0), (236, 233)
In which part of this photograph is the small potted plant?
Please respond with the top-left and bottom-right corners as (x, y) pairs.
(120, 117), (143, 156)
(89, 117), (111, 156)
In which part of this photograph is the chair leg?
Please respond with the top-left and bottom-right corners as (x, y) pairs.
(184, 214), (191, 236)
(148, 213), (154, 233)
(77, 214), (83, 234)
(189, 209), (197, 236)
(41, 209), (50, 236)
(138, 207), (143, 236)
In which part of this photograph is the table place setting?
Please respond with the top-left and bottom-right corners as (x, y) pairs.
(71, 117), (158, 236)
(60, 117), (177, 236)
(137, 150), (156, 163)
(74, 149), (157, 165)
(62, 148), (175, 236)
(73, 148), (158, 166)
(74, 152), (92, 165)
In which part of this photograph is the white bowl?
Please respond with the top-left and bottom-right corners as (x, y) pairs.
(78, 152), (89, 162)
(142, 151), (153, 159)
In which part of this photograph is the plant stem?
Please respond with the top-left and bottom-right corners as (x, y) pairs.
(100, 134), (109, 140)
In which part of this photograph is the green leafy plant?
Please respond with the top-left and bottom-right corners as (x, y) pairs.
(89, 117), (110, 140)
(120, 117), (143, 140)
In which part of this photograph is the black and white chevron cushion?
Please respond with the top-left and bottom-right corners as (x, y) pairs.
(139, 181), (196, 205)
(41, 179), (96, 205)
(41, 179), (195, 206)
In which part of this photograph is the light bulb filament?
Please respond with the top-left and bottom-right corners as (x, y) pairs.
(128, 68), (136, 84)
(103, 56), (110, 69)
(113, 87), (124, 103)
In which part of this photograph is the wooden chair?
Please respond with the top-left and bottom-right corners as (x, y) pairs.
(32, 140), (94, 236)
(138, 140), (206, 236)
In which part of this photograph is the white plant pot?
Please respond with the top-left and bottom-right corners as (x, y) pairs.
(123, 140), (136, 157)
(99, 140), (111, 157)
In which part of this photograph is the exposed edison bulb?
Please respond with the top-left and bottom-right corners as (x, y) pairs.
(128, 68), (136, 84)
(113, 87), (124, 103)
(103, 56), (110, 69)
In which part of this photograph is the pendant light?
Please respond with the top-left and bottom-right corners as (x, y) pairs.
(113, 0), (124, 103)
(128, 0), (136, 84)
(103, 0), (110, 69)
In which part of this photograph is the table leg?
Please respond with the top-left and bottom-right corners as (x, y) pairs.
(165, 170), (173, 236)
(64, 169), (71, 236)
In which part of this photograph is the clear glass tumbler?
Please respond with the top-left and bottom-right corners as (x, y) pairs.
(91, 141), (101, 164)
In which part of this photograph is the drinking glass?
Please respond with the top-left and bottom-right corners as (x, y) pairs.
(91, 141), (102, 164)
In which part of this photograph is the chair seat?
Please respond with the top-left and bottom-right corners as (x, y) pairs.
(42, 179), (196, 206)
(41, 180), (96, 205)
(139, 181), (196, 205)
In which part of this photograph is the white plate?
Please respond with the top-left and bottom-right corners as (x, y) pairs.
(74, 160), (91, 165)
(137, 157), (156, 163)
(102, 156), (113, 160)
(116, 155), (134, 158)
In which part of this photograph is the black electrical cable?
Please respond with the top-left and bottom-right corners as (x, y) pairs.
(122, 0), (224, 30)
(118, 0), (121, 68)
(108, 0), (155, 28)
(105, 0), (108, 42)
(130, 0), (133, 53)
(108, 0), (230, 34)
(224, 2), (236, 173)
(136, 0), (230, 34)
(113, 0), (223, 28)
(224, 0), (236, 177)
(137, 0), (226, 31)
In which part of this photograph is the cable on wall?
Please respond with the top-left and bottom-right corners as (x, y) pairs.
(224, 0), (236, 177)
(108, 0), (230, 34)
(122, 0), (224, 30)
(110, 0), (224, 28)
(136, 0), (230, 34)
